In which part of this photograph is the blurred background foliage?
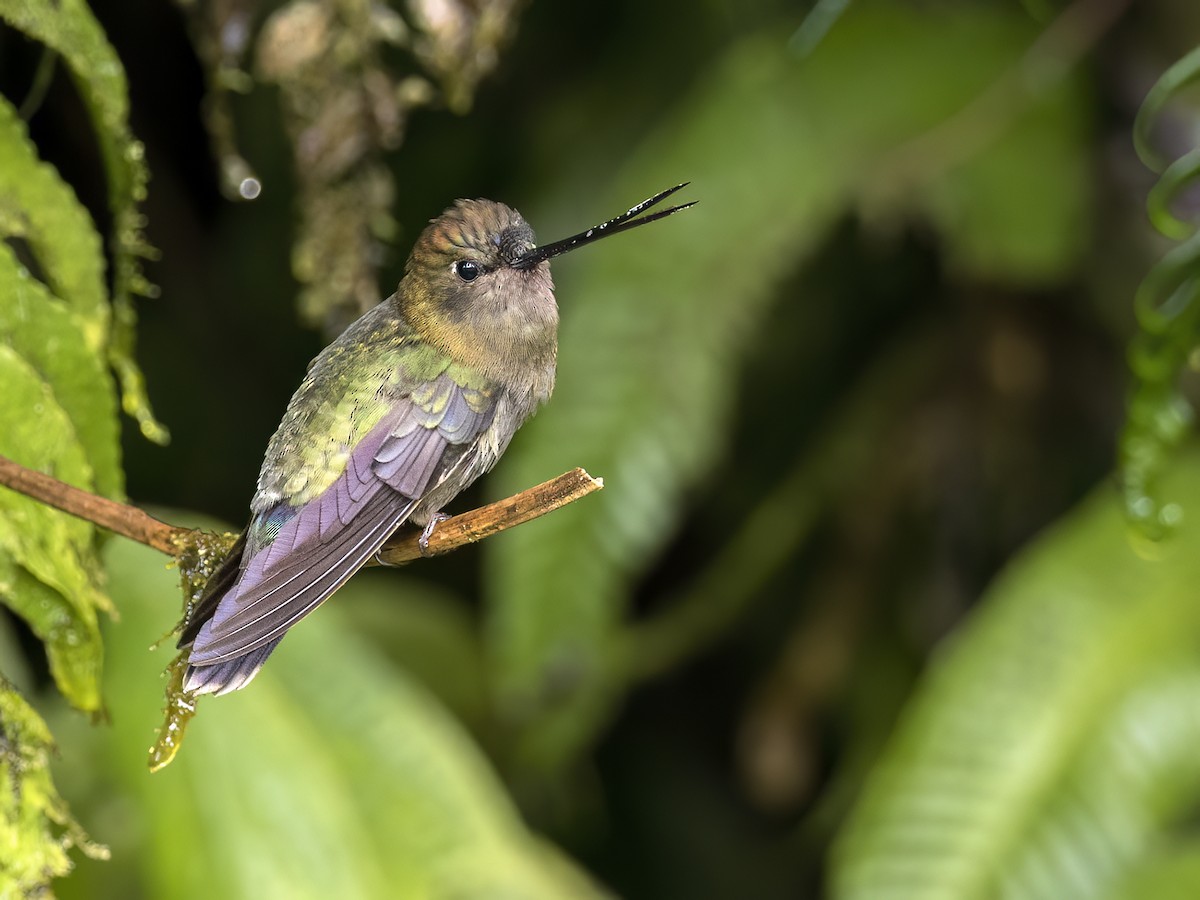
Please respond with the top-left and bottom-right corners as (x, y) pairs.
(3, 0), (1200, 897)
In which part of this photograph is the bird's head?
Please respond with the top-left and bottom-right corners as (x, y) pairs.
(403, 199), (552, 329)
(397, 185), (695, 384)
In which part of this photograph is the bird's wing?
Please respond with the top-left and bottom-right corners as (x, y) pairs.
(184, 359), (496, 665)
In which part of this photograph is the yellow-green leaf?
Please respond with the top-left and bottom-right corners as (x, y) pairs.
(0, 241), (122, 499)
(0, 0), (166, 442)
(0, 94), (107, 348)
(0, 676), (104, 896)
(0, 346), (106, 712)
(832, 451), (1200, 900)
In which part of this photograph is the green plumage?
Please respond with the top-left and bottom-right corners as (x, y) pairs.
(255, 308), (498, 512)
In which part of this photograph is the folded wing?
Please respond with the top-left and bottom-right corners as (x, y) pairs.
(183, 371), (495, 689)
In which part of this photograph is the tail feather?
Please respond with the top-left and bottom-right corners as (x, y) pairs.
(183, 638), (283, 696)
(179, 532), (273, 696)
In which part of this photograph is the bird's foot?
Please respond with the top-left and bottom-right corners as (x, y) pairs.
(418, 512), (450, 557)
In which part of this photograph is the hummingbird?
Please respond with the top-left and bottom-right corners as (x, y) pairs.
(179, 184), (695, 695)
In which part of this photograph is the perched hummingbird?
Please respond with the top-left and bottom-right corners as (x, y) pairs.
(180, 185), (694, 695)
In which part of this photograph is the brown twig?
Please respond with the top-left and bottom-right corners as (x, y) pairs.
(0, 453), (603, 561)
(0, 454), (186, 553)
(375, 468), (603, 564)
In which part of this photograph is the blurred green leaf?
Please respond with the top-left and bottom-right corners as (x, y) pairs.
(340, 572), (487, 726)
(57, 527), (609, 900)
(0, 0), (165, 443)
(920, 83), (1089, 284)
(487, 0), (1085, 771)
(831, 451), (1200, 900)
(1109, 843), (1200, 900)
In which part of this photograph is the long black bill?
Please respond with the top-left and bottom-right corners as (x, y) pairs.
(512, 183), (696, 270)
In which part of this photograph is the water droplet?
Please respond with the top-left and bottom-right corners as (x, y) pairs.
(239, 177), (262, 200)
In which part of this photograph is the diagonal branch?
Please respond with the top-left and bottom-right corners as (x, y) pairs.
(375, 468), (603, 564)
(0, 454), (187, 553)
(0, 453), (603, 563)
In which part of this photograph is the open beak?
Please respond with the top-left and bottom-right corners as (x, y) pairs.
(512, 183), (696, 270)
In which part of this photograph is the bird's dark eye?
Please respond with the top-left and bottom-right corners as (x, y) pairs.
(453, 260), (483, 282)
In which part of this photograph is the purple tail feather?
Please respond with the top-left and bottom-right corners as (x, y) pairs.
(183, 638), (283, 696)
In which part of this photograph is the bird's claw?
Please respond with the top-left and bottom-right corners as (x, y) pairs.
(418, 512), (450, 557)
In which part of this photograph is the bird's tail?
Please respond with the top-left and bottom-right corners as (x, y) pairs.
(183, 638), (283, 695)
(177, 532), (277, 696)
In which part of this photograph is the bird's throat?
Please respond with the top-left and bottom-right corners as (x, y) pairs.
(396, 274), (558, 398)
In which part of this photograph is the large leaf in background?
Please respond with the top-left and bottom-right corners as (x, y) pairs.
(918, 83), (1089, 285)
(831, 452), (1200, 900)
(487, 1), (1089, 769)
(54, 531), (609, 900)
(1110, 843), (1200, 900)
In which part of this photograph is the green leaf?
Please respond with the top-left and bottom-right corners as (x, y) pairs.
(0, 69), (121, 890)
(0, 345), (107, 713)
(831, 452), (1200, 900)
(919, 80), (1090, 285)
(0, 676), (104, 897)
(0, 94), (107, 349)
(340, 572), (488, 726)
(485, 1), (1078, 770)
(0, 241), (122, 499)
(0, 561), (103, 718)
(62, 526), (609, 900)
(1108, 842), (1200, 900)
(0, 0), (166, 443)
